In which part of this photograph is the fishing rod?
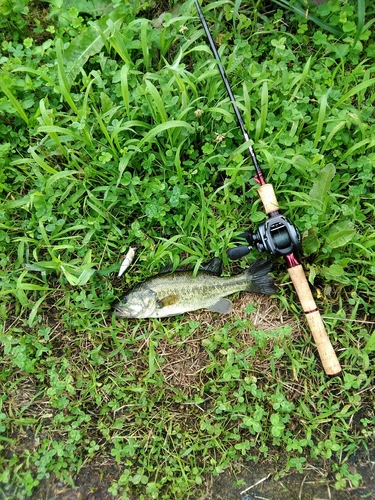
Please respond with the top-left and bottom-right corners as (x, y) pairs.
(195, 1), (341, 376)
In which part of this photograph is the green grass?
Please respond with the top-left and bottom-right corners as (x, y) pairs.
(1, 0), (375, 498)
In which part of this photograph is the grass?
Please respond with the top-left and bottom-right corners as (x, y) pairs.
(1, 0), (375, 498)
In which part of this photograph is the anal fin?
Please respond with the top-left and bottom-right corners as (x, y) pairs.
(206, 298), (232, 314)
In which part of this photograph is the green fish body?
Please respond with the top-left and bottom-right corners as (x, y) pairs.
(115, 259), (276, 319)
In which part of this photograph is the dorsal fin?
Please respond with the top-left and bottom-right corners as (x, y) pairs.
(159, 257), (223, 276)
(201, 257), (223, 276)
(158, 264), (174, 274)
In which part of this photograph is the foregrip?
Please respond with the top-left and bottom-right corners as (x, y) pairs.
(257, 183), (342, 376)
(258, 183), (279, 214)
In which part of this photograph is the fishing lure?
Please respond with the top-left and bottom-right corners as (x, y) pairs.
(118, 247), (136, 278)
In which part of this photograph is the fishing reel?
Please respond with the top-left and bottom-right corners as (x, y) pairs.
(227, 214), (301, 260)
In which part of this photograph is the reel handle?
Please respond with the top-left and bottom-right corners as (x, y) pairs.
(227, 245), (251, 260)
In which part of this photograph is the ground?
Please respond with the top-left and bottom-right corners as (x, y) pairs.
(4, 296), (374, 500)
(31, 445), (375, 499)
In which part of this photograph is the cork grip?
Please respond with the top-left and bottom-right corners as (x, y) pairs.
(258, 183), (279, 214)
(258, 183), (341, 374)
(288, 265), (341, 375)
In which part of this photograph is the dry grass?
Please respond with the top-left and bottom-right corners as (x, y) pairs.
(151, 294), (301, 395)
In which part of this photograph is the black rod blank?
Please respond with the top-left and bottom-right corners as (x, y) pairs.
(195, 0), (265, 185)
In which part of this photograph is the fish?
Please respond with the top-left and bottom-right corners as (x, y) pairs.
(114, 258), (277, 319)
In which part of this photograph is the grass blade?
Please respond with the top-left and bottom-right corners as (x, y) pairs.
(314, 89), (330, 148)
(333, 78), (375, 109)
(92, 108), (116, 156)
(242, 82), (252, 134)
(353, 0), (365, 46)
(270, 0), (343, 36)
(339, 138), (375, 164)
(0, 76), (29, 124)
(29, 148), (58, 175)
(290, 56), (312, 96)
(365, 330), (375, 351)
(39, 98), (66, 155)
(232, 0), (242, 26)
(45, 170), (80, 191)
(256, 80), (268, 141)
(37, 125), (92, 147)
(321, 121), (345, 153)
(145, 79), (168, 124)
(141, 20), (150, 72)
(55, 38), (79, 115)
(28, 294), (50, 327)
(138, 120), (193, 148)
(120, 64), (130, 116)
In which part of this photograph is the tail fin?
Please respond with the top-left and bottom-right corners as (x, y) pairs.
(245, 259), (277, 295)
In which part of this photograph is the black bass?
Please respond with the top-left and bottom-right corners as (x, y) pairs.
(115, 258), (276, 319)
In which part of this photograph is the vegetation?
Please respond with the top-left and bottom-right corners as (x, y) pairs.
(0, 0), (374, 497)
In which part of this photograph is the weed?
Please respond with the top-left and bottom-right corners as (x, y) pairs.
(0, 0), (374, 498)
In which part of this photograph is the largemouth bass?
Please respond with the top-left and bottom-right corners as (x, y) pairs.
(115, 258), (276, 319)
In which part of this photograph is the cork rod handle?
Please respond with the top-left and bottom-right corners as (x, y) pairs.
(257, 184), (341, 376)
(258, 183), (279, 214)
(288, 265), (341, 375)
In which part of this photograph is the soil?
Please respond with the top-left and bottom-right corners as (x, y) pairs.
(4, 297), (374, 500)
(209, 446), (375, 500)
(29, 445), (375, 499)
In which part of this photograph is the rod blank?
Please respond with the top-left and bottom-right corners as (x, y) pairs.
(194, 0), (265, 185)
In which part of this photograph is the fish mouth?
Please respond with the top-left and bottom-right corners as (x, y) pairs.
(114, 304), (130, 318)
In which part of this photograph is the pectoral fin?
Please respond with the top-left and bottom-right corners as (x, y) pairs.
(158, 294), (180, 308)
(206, 298), (232, 314)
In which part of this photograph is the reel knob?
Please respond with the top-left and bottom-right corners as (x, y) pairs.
(227, 245), (252, 260)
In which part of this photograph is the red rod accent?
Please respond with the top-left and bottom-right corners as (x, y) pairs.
(305, 308), (319, 314)
(285, 253), (300, 268)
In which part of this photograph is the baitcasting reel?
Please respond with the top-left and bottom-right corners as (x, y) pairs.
(227, 214), (301, 260)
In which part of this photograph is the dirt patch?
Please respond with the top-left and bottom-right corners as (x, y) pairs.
(154, 293), (300, 396)
(33, 464), (121, 500)
(209, 446), (375, 500)
(27, 444), (375, 499)
(3, 295), (374, 500)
